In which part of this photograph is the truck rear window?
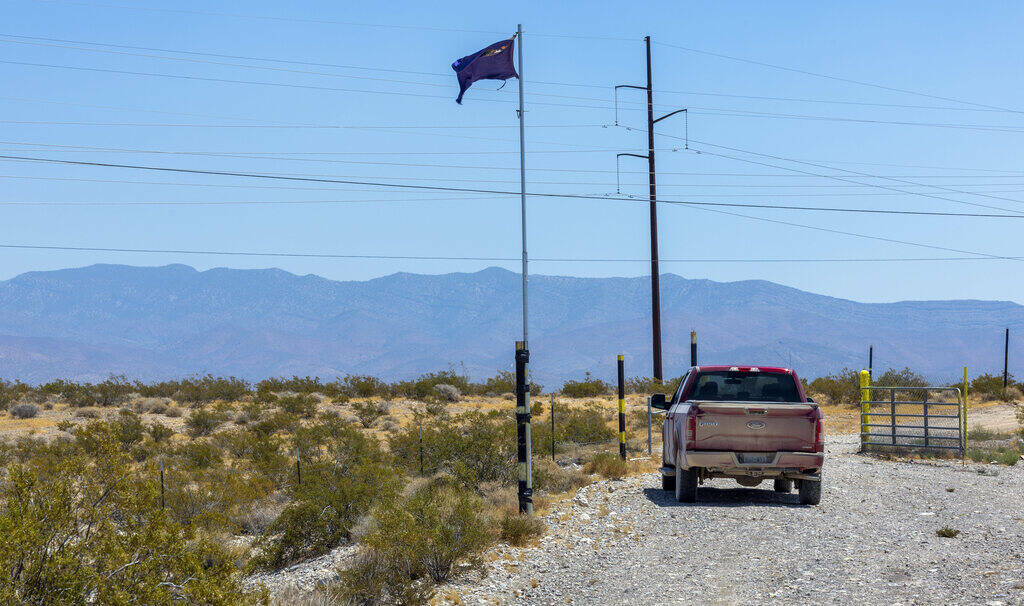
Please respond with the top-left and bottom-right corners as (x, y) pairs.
(690, 371), (801, 403)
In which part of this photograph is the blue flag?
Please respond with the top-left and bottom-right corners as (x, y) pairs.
(452, 37), (518, 104)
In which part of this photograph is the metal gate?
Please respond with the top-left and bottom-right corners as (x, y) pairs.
(860, 384), (965, 456)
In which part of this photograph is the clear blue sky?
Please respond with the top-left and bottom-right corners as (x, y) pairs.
(3, 0), (1024, 303)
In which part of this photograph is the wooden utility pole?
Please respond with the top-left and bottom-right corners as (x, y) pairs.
(614, 37), (687, 381)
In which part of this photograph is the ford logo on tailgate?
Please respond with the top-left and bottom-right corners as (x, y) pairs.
(746, 420), (766, 430)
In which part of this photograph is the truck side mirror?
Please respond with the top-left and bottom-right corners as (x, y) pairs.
(650, 393), (669, 410)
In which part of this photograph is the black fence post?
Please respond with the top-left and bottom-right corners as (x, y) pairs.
(550, 394), (555, 461)
(159, 456), (165, 509)
(515, 341), (533, 516)
(690, 331), (697, 367)
(618, 354), (626, 460)
(295, 448), (302, 485)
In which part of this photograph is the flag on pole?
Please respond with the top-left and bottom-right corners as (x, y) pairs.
(451, 37), (518, 104)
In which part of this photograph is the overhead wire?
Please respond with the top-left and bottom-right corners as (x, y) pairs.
(0, 242), (1013, 264)
(6, 154), (1024, 219)
(654, 40), (1024, 114)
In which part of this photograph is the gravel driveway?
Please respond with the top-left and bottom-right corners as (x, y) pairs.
(443, 435), (1024, 605)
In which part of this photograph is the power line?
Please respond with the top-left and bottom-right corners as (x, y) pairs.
(6, 33), (1017, 117)
(682, 136), (1024, 211)
(654, 41), (1023, 114)
(0, 243), (1012, 264)
(8, 139), (1024, 178)
(686, 108), (1024, 134)
(0, 59), (622, 111)
(8, 172), (1024, 198)
(26, 1), (639, 41)
(6, 154), (1024, 218)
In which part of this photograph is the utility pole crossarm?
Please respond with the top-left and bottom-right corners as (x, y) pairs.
(653, 107), (687, 124)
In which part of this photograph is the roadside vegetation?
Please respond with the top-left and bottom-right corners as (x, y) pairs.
(0, 365), (1019, 603)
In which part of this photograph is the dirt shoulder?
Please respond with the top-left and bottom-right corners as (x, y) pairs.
(440, 435), (1024, 605)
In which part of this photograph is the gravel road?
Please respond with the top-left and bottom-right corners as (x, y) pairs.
(443, 435), (1024, 605)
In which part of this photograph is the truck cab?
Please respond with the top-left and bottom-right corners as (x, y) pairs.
(654, 365), (824, 504)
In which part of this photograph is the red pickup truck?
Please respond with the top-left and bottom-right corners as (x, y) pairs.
(653, 365), (824, 505)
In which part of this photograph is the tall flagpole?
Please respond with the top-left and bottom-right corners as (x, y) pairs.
(514, 23), (533, 516)
(517, 23), (528, 346)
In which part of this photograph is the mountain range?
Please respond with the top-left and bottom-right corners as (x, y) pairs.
(0, 264), (1019, 385)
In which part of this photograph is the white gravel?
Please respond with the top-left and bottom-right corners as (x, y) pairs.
(442, 435), (1024, 605)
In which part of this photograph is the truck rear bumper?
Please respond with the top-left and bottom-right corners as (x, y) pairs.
(662, 450), (824, 476)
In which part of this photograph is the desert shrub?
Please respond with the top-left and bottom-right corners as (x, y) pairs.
(253, 427), (398, 570)
(164, 404), (184, 418)
(278, 394), (318, 418)
(423, 400), (447, 417)
(0, 379), (33, 407)
(561, 372), (610, 398)
(113, 409), (146, 450)
(141, 375), (250, 404)
(473, 371), (542, 397)
(560, 405), (616, 445)
(433, 383), (461, 403)
(257, 375), (327, 395)
(584, 451), (629, 479)
(499, 513), (545, 547)
(146, 422), (174, 443)
(969, 373), (1022, 401)
(74, 407), (100, 419)
(625, 375), (684, 395)
(8, 403), (38, 419)
(391, 370), (471, 401)
(343, 374), (389, 398)
(185, 408), (229, 437)
(93, 375), (134, 407)
(967, 427), (995, 441)
(874, 367), (930, 401)
(0, 429), (257, 604)
(352, 400), (390, 428)
(936, 527), (961, 538)
(337, 481), (493, 604)
(807, 368), (861, 407)
(532, 458), (591, 493)
(390, 411), (515, 486)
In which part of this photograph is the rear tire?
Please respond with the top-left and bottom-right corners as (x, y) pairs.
(798, 476), (822, 505)
(674, 458), (698, 503)
(661, 472), (675, 492)
(773, 478), (793, 493)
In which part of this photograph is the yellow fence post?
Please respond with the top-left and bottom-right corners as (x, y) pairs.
(859, 369), (870, 451)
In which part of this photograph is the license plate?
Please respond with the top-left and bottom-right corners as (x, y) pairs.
(738, 453), (772, 464)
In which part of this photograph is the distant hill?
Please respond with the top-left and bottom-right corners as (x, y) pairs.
(0, 264), (1019, 385)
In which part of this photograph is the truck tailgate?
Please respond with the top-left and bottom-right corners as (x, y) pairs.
(692, 401), (817, 452)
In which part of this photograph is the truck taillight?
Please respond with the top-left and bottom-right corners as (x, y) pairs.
(686, 412), (697, 450)
(813, 413), (825, 453)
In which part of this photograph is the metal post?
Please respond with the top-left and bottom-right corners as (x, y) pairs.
(859, 370), (870, 451)
(550, 393), (555, 461)
(159, 456), (165, 509)
(690, 331), (697, 367)
(962, 366), (968, 464)
(1004, 328), (1010, 388)
(890, 389), (896, 445)
(645, 36), (663, 382)
(516, 23), (529, 346)
(922, 390), (929, 448)
(618, 355), (626, 460)
(868, 345), (874, 380)
(515, 341), (533, 515)
(647, 396), (653, 455)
